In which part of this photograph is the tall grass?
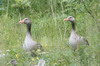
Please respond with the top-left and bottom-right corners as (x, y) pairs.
(0, 0), (100, 66)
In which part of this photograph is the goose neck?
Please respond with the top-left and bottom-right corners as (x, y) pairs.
(26, 23), (31, 35)
(71, 22), (75, 31)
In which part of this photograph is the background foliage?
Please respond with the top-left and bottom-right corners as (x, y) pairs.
(0, 0), (100, 66)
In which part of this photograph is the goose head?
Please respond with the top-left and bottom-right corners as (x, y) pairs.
(64, 16), (75, 22)
(19, 18), (31, 24)
(19, 18), (32, 33)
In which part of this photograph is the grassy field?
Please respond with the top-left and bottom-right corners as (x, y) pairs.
(0, 0), (100, 66)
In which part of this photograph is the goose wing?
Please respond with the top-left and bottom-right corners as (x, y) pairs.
(80, 36), (89, 45)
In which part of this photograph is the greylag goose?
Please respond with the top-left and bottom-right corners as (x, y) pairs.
(64, 16), (89, 51)
(10, 59), (17, 66)
(19, 18), (42, 56)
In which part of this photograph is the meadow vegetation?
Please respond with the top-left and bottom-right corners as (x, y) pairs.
(0, 0), (100, 66)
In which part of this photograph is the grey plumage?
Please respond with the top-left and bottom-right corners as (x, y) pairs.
(64, 16), (89, 51)
(19, 18), (42, 56)
(10, 59), (17, 66)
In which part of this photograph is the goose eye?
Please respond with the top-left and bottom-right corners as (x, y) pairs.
(25, 19), (28, 20)
(69, 17), (72, 18)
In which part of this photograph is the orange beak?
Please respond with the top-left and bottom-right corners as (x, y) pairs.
(19, 20), (25, 24)
(64, 18), (69, 21)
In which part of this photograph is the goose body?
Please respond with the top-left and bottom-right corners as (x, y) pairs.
(69, 30), (80, 50)
(19, 18), (42, 53)
(23, 32), (37, 51)
(64, 16), (89, 50)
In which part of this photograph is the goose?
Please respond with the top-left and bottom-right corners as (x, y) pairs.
(10, 59), (17, 66)
(64, 16), (89, 51)
(19, 18), (42, 56)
